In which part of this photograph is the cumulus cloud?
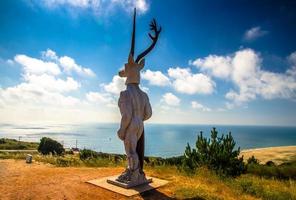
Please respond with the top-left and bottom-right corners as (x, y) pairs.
(23, 74), (80, 93)
(16, 49), (95, 77)
(86, 91), (116, 107)
(1, 51), (85, 108)
(191, 101), (211, 111)
(59, 56), (95, 77)
(243, 26), (268, 41)
(42, 49), (58, 60)
(0, 78), (81, 107)
(168, 67), (215, 95)
(141, 69), (170, 87)
(0, 50), (98, 108)
(35, 0), (148, 14)
(161, 92), (180, 106)
(15, 54), (61, 75)
(192, 49), (296, 107)
(0, 49), (118, 123)
(191, 55), (232, 79)
(101, 75), (126, 95)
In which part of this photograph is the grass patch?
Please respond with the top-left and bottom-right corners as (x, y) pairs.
(1, 150), (296, 200)
(0, 138), (39, 150)
(247, 161), (296, 179)
(0, 151), (125, 167)
(227, 175), (296, 200)
(0, 151), (31, 159)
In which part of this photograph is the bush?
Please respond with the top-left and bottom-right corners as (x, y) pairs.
(79, 149), (97, 160)
(0, 138), (39, 150)
(247, 155), (259, 165)
(236, 178), (293, 200)
(79, 149), (122, 161)
(38, 137), (64, 155)
(247, 161), (296, 179)
(265, 160), (275, 166)
(182, 127), (245, 176)
(0, 138), (6, 144)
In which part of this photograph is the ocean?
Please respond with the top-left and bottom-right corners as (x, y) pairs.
(0, 123), (295, 157)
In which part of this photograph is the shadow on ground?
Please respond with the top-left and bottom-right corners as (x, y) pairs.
(139, 189), (173, 200)
(139, 189), (206, 200)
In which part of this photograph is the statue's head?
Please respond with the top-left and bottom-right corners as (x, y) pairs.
(119, 54), (145, 84)
(119, 8), (161, 85)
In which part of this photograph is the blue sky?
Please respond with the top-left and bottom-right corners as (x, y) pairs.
(0, 0), (296, 126)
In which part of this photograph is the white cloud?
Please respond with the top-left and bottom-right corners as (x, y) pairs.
(86, 91), (116, 107)
(191, 101), (211, 111)
(134, 0), (148, 12)
(0, 50), (120, 124)
(0, 81), (81, 107)
(140, 86), (149, 93)
(243, 26), (268, 41)
(288, 52), (296, 65)
(59, 56), (95, 77)
(168, 67), (215, 95)
(15, 54), (61, 75)
(37, 0), (148, 14)
(6, 59), (14, 65)
(23, 74), (80, 93)
(192, 49), (296, 107)
(42, 49), (58, 60)
(141, 69), (170, 86)
(41, 0), (101, 9)
(101, 75), (126, 95)
(161, 92), (180, 106)
(191, 55), (232, 78)
(86, 91), (111, 103)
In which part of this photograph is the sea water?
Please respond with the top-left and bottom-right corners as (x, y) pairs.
(0, 123), (295, 157)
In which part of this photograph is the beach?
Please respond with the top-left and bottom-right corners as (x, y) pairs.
(240, 145), (296, 164)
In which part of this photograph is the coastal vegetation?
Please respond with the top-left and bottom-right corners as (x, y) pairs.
(1, 130), (296, 199)
(182, 127), (245, 176)
(38, 137), (65, 155)
(0, 138), (38, 150)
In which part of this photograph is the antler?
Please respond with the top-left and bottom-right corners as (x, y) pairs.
(135, 18), (162, 63)
(129, 8), (136, 59)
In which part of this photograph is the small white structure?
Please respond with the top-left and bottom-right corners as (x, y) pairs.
(26, 154), (32, 163)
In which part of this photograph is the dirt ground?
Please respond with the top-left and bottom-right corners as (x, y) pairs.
(0, 159), (172, 200)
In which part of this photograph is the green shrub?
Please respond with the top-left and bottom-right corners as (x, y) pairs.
(79, 149), (122, 161)
(0, 138), (39, 150)
(235, 177), (294, 200)
(247, 161), (296, 179)
(266, 160), (275, 166)
(182, 127), (245, 176)
(79, 149), (97, 160)
(0, 138), (6, 144)
(247, 155), (259, 165)
(38, 137), (64, 155)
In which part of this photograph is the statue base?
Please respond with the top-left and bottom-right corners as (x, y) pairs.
(87, 175), (168, 197)
(107, 175), (152, 189)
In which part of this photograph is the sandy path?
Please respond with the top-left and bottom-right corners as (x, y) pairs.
(240, 145), (296, 164)
(0, 159), (172, 200)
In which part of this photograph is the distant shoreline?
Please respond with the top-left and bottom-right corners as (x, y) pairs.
(240, 145), (296, 164)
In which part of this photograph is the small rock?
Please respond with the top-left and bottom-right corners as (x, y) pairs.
(26, 154), (32, 163)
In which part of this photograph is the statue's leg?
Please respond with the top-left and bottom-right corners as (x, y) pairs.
(124, 132), (139, 171)
(136, 130), (144, 171)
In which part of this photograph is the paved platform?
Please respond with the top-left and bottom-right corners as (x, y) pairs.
(86, 175), (168, 197)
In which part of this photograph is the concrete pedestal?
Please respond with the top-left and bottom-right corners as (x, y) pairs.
(87, 175), (168, 197)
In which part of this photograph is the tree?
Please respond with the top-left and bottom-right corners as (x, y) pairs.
(182, 128), (245, 176)
(38, 137), (64, 155)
